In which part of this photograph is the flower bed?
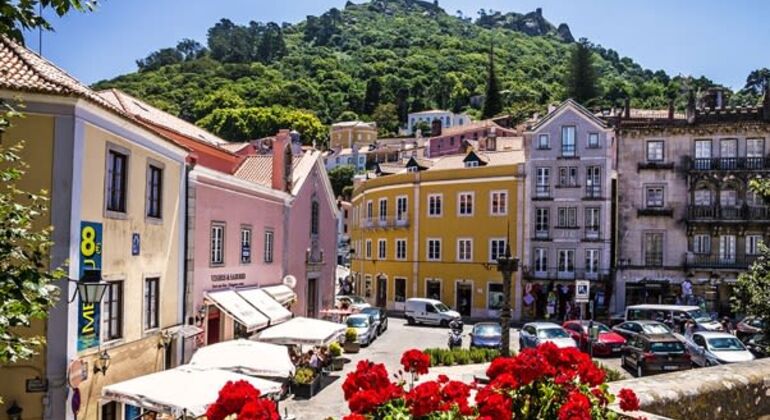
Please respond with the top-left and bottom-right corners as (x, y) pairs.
(423, 347), (501, 367)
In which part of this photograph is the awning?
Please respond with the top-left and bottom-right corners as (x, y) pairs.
(254, 317), (346, 347)
(262, 285), (297, 306)
(102, 367), (282, 417)
(163, 324), (204, 339)
(189, 339), (295, 379)
(238, 288), (293, 325)
(205, 290), (269, 332)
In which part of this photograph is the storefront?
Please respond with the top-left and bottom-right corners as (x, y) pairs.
(203, 287), (296, 344)
(522, 280), (608, 321)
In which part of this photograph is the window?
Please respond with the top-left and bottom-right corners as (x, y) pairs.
(747, 191), (764, 207)
(585, 207), (600, 236)
(465, 160), (479, 168)
(311, 201), (320, 235)
(647, 141), (664, 162)
(646, 186), (664, 208)
(378, 239), (387, 259)
(490, 191), (508, 215)
(427, 239), (442, 261)
(535, 208), (549, 237)
(144, 277), (159, 330)
(458, 192), (474, 216)
(747, 235), (763, 255)
(396, 239), (407, 260)
(396, 196), (408, 221)
(379, 198), (388, 222)
(240, 227), (252, 264)
(588, 133), (600, 148)
(146, 164), (163, 218)
(694, 189), (713, 206)
(559, 167), (578, 187)
(395, 278), (407, 302)
(210, 224), (225, 265)
(747, 138), (765, 168)
(586, 166), (601, 196)
(561, 126), (576, 156)
(644, 233), (664, 267)
(426, 279), (441, 300)
(586, 249), (599, 274)
(537, 134), (550, 149)
(102, 281), (123, 341)
(365, 239), (372, 259)
(535, 167), (550, 197)
(721, 189), (737, 207)
(719, 235), (736, 262)
(101, 402), (118, 420)
(557, 207), (578, 228)
(106, 148), (128, 213)
(488, 283), (504, 310)
(534, 248), (548, 273)
(694, 139), (712, 169)
(407, 166), (419, 173)
(366, 200), (373, 220)
(558, 250), (575, 273)
(693, 234), (711, 254)
(264, 230), (274, 263)
(428, 194), (443, 216)
(489, 239), (507, 262)
(457, 238), (472, 262)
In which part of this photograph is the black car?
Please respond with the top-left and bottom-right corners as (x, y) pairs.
(745, 333), (770, 358)
(361, 306), (388, 335)
(612, 320), (672, 341)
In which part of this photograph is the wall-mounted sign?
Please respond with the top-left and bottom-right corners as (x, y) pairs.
(210, 273), (247, 290)
(67, 359), (88, 388)
(575, 280), (590, 303)
(132, 233), (141, 256)
(78, 221), (102, 351)
(210, 273), (246, 282)
(26, 377), (48, 393)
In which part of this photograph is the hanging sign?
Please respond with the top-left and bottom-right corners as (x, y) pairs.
(78, 221), (102, 351)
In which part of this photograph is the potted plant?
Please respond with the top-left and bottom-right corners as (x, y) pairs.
(343, 328), (360, 353)
(292, 367), (321, 399)
(329, 342), (344, 371)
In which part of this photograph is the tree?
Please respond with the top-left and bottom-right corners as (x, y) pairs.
(328, 165), (356, 198)
(371, 103), (400, 137)
(176, 38), (207, 61)
(0, 104), (64, 364)
(363, 78), (382, 115)
(565, 38), (599, 105)
(481, 45), (502, 119)
(255, 22), (287, 64)
(336, 110), (359, 122)
(136, 48), (183, 72)
(196, 106), (326, 144)
(0, 0), (95, 42)
(743, 68), (770, 96)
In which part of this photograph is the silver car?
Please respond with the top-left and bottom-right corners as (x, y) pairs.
(684, 331), (755, 367)
(346, 314), (377, 346)
(519, 322), (577, 349)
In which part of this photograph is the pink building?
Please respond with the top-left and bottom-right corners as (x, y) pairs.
(427, 119), (517, 157)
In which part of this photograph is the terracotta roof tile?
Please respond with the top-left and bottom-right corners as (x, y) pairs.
(233, 155), (303, 187)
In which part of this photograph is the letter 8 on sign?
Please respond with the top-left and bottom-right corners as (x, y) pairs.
(81, 226), (97, 257)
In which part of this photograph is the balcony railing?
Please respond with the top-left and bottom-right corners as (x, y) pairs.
(535, 185), (551, 198)
(687, 205), (770, 222)
(688, 157), (770, 171)
(363, 216), (410, 230)
(585, 185), (602, 198)
(524, 267), (610, 281)
(584, 227), (601, 240)
(534, 229), (550, 239)
(684, 254), (758, 269)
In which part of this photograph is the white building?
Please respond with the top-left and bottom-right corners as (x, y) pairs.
(406, 110), (471, 135)
(323, 146), (369, 172)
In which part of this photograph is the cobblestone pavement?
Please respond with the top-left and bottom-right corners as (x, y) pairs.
(281, 318), (626, 420)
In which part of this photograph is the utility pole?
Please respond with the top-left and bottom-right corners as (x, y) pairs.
(496, 242), (519, 357)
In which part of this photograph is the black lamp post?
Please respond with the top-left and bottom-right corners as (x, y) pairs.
(6, 401), (22, 420)
(496, 243), (519, 357)
(69, 270), (110, 305)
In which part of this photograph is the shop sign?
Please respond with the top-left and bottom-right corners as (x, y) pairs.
(210, 273), (247, 289)
(26, 377), (48, 393)
(575, 280), (590, 303)
(78, 221), (102, 351)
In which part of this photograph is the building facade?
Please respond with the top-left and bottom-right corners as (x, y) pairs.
(349, 148), (526, 319)
(522, 100), (616, 320)
(406, 110), (471, 135)
(329, 121), (377, 150)
(426, 119), (517, 158)
(615, 95), (770, 315)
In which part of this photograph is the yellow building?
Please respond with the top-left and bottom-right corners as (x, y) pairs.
(0, 38), (187, 419)
(349, 144), (526, 319)
(330, 121), (378, 150)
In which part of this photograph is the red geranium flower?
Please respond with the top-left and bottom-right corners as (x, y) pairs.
(343, 360), (403, 414)
(406, 381), (444, 417)
(400, 349), (431, 375)
(342, 415), (367, 420)
(476, 387), (513, 419)
(558, 390), (591, 420)
(619, 388), (641, 412)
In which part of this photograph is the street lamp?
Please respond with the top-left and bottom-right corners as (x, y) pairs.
(93, 350), (111, 376)
(69, 270), (110, 305)
(6, 401), (22, 420)
(496, 243), (519, 357)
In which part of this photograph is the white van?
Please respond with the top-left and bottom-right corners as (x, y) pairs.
(404, 298), (461, 327)
(625, 304), (722, 332)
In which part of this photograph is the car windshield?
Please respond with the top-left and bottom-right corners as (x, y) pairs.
(474, 325), (501, 336)
(362, 308), (379, 318)
(642, 323), (671, 334)
(707, 337), (746, 351)
(650, 341), (685, 354)
(435, 303), (450, 312)
(747, 317), (765, 328)
(581, 324), (610, 333)
(347, 296), (366, 304)
(347, 318), (368, 328)
(538, 328), (570, 339)
(687, 309), (712, 323)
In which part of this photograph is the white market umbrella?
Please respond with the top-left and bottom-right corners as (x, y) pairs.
(189, 339), (295, 379)
(254, 317), (346, 347)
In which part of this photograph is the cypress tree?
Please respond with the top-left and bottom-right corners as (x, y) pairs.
(566, 38), (599, 104)
(482, 44), (503, 119)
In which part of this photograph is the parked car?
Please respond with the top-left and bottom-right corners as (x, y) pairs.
(621, 334), (691, 377)
(612, 320), (673, 341)
(519, 322), (577, 349)
(470, 322), (502, 349)
(336, 295), (371, 311)
(361, 307), (388, 335)
(684, 332), (755, 367)
(736, 316), (765, 342)
(346, 314), (377, 346)
(745, 333), (770, 358)
(562, 320), (626, 356)
(404, 298), (461, 327)
(625, 304), (722, 332)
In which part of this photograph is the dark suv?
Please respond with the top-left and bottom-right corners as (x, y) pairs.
(621, 334), (691, 377)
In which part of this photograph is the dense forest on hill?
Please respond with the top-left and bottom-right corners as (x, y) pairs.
(93, 0), (761, 144)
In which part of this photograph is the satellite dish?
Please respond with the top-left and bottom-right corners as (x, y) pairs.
(283, 275), (297, 289)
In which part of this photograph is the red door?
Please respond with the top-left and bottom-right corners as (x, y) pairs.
(207, 308), (221, 345)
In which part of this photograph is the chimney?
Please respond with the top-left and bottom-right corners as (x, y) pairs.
(272, 129), (293, 192)
(431, 119), (442, 137)
(668, 99), (675, 120)
(623, 97), (630, 119)
(686, 90), (697, 124)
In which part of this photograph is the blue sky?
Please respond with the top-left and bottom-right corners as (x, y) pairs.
(24, 0), (768, 89)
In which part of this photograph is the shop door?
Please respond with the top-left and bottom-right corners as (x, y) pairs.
(376, 276), (387, 307)
(207, 310), (220, 345)
(307, 277), (318, 318)
(456, 284), (472, 316)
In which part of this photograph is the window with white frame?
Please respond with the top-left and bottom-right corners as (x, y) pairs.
(457, 238), (472, 261)
(534, 248), (548, 273)
(747, 235), (764, 255)
(490, 191), (508, 215)
(489, 239), (507, 262)
(719, 235), (736, 262)
(379, 198), (388, 222)
(586, 166), (601, 196)
(428, 194), (443, 216)
(693, 234), (711, 254)
(588, 133), (600, 148)
(487, 283), (504, 310)
(144, 277), (159, 330)
(396, 239), (407, 260)
(240, 227), (252, 264)
(747, 138), (765, 158)
(458, 192), (474, 216)
(535, 167), (550, 197)
(585, 249), (599, 274)
(559, 167), (578, 187)
(537, 134), (550, 149)
(535, 208), (549, 237)
(396, 196), (408, 221)
(694, 188), (713, 206)
(721, 189), (737, 207)
(644, 232), (663, 267)
(210, 223), (225, 265)
(647, 141), (664, 162)
(378, 239), (387, 259)
(427, 239), (442, 261)
(646, 186), (664, 208)
(365, 239), (372, 259)
(558, 249), (575, 274)
(465, 160), (479, 168)
(561, 126), (576, 156)
(557, 207), (577, 228)
(264, 230), (274, 263)
(585, 208), (600, 235)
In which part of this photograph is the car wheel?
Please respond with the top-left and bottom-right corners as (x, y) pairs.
(406, 316), (415, 325)
(636, 364), (644, 378)
(440, 320), (448, 328)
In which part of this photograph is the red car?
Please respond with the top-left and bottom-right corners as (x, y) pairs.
(563, 320), (627, 356)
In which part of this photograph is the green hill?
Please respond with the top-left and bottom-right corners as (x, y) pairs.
(93, 0), (717, 144)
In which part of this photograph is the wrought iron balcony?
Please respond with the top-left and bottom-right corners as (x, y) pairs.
(688, 157), (770, 172)
(535, 185), (551, 199)
(363, 216), (410, 230)
(584, 185), (602, 199)
(684, 254), (758, 270)
(523, 267), (611, 281)
(687, 205), (770, 222)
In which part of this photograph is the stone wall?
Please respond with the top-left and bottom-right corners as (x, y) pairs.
(608, 359), (770, 420)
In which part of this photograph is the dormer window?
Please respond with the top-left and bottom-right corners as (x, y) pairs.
(407, 166), (419, 173)
(465, 161), (479, 168)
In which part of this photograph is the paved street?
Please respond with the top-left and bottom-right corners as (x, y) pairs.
(282, 318), (626, 419)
